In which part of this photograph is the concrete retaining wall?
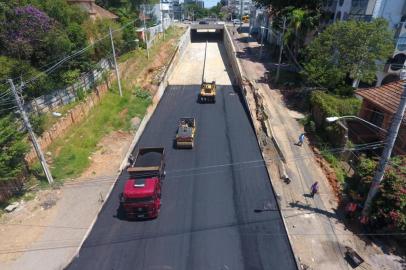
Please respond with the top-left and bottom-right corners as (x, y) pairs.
(222, 26), (299, 269)
(25, 82), (110, 164)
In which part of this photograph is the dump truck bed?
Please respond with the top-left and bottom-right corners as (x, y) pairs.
(134, 148), (163, 167)
(128, 148), (165, 177)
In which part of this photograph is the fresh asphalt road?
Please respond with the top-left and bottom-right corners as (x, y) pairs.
(67, 85), (296, 269)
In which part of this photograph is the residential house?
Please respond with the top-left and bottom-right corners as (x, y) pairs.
(67, 0), (118, 20)
(354, 80), (406, 155)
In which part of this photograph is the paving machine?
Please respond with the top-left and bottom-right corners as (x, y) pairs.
(199, 41), (216, 103)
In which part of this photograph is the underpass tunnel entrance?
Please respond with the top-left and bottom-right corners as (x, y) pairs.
(191, 29), (224, 43)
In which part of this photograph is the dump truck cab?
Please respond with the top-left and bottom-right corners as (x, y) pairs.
(120, 148), (165, 219)
(176, 117), (196, 148)
(200, 81), (216, 103)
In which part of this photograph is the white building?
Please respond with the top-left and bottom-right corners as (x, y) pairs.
(228, 0), (252, 16)
(184, 0), (204, 8)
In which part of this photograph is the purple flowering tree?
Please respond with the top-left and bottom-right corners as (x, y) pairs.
(1, 5), (55, 60)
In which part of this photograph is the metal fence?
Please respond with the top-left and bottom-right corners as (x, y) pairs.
(26, 58), (113, 113)
(146, 18), (172, 47)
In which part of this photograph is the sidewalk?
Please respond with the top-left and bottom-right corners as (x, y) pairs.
(231, 26), (404, 270)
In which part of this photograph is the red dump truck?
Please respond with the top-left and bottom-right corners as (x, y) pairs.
(120, 147), (165, 219)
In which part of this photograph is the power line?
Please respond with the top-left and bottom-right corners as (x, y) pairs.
(0, 141), (387, 192)
(0, 219), (404, 255)
(19, 18), (140, 91)
(0, 106), (18, 113)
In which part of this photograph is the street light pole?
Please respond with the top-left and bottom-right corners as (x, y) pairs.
(361, 68), (406, 218)
(259, 26), (265, 58)
(326, 116), (388, 134)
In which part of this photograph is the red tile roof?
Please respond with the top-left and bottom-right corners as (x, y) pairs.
(356, 80), (405, 115)
(67, 0), (118, 20)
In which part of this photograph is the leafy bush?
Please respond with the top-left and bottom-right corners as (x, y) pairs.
(310, 91), (361, 120)
(334, 84), (355, 97)
(0, 115), (29, 179)
(133, 86), (151, 100)
(76, 87), (86, 101)
(61, 69), (80, 86)
(29, 113), (46, 136)
(347, 156), (406, 232)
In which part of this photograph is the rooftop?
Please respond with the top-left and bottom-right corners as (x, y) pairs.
(356, 80), (405, 117)
(67, 0), (118, 20)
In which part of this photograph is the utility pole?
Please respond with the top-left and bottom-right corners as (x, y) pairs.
(109, 26), (122, 97)
(143, 5), (150, 59)
(8, 79), (54, 184)
(275, 17), (287, 84)
(240, 0), (243, 23)
(362, 76), (406, 217)
(259, 26), (265, 58)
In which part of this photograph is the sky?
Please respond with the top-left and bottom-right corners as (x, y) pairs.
(204, 0), (220, 8)
(179, 0), (220, 8)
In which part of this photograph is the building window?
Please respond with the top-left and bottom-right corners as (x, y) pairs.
(336, 11), (341, 20)
(397, 33), (406, 51)
(339, 0), (344, 6)
(350, 0), (368, 15)
(370, 109), (384, 128)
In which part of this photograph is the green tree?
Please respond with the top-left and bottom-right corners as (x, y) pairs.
(184, 3), (208, 20)
(283, 7), (319, 57)
(83, 18), (123, 60)
(0, 115), (29, 179)
(0, 56), (52, 100)
(254, 0), (324, 13)
(303, 19), (394, 89)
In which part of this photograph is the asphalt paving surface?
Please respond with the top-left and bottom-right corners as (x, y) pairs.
(67, 48), (296, 270)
